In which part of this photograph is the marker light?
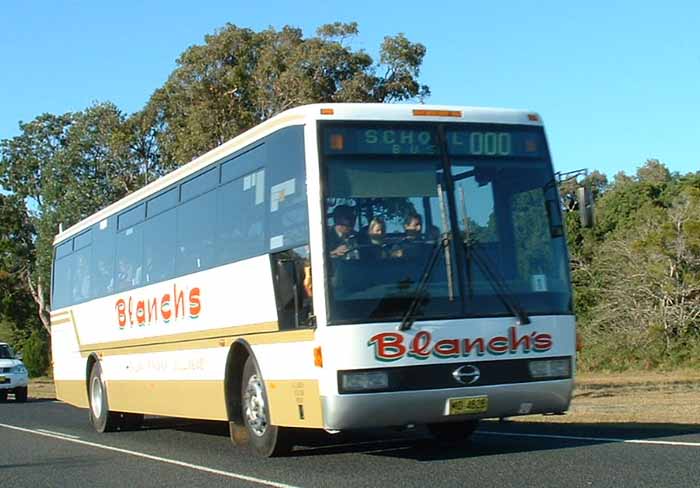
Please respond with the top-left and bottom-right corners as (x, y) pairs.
(413, 109), (462, 117)
(320, 108), (334, 115)
(330, 134), (344, 150)
(314, 346), (323, 368)
(527, 113), (540, 122)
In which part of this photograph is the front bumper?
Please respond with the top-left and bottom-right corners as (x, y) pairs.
(322, 379), (573, 430)
(0, 373), (29, 390)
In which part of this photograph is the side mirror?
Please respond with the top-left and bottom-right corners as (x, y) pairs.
(577, 186), (595, 228)
(15, 352), (23, 360)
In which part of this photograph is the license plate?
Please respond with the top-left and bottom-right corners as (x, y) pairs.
(0, 376), (8, 384)
(447, 395), (488, 415)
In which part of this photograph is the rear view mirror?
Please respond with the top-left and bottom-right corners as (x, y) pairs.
(577, 186), (595, 228)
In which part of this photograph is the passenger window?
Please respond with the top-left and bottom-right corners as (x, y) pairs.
(144, 208), (176, 284)
(266, 126), (308, 251)
(115, 225), (144, 292)
(118, 204), (145, 231)
(217, 170), (266, 263)
(176, 191), (217, 275)
(91, 218), (115, 297)
(52, 254), (74, 308)
(147, 188), (178, 217)
(181, 167), (218, 201)
(71, 247), (92, 302)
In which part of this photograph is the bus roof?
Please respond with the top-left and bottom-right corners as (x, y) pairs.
(53, 103), (542, 245)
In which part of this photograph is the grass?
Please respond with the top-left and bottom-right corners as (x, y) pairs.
(515, 369), (700, 425)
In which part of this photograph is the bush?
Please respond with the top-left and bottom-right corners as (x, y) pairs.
(21, 330), (50, 377)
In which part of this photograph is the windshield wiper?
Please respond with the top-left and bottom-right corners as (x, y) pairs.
(461, 238), (531, 325)
(398, 235), (450, 331)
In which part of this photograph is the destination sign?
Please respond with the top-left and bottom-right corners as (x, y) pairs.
(446, 129), (547, 158)
(324, 127), (438, 156)
(324, 125), (547, 158)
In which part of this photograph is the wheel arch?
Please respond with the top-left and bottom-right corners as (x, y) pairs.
(85, 353), (100, 394)
(224, 339), (259, 424)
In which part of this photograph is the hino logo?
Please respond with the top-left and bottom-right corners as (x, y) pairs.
(452, 365), (481, 385)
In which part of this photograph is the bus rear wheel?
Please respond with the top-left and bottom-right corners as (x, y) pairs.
(241, 357), (291, 457)
(88, 362), (139, 433)
(428, 420), (479, 443)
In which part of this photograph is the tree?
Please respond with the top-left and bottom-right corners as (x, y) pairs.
(0, 194), (41, 342)
(0, 102), (141, 332)
(141, 22), (430, 171)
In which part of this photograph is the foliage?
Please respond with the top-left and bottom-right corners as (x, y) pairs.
(141, 22), (429, 170)
(0, 193), (40, 342)
(21, 329), (50, 377)
(568, 162), (700, 371)
(0, 103), (141, 333)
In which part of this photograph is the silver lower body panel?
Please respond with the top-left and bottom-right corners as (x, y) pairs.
(321, 379), (573, 430)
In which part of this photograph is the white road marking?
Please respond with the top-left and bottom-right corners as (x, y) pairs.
(35, 428), (81, 439)
(478, 430), (700, 447)
(0, 423), (301, 488)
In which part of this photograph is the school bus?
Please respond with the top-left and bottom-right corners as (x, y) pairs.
(51, 103), (579, 456)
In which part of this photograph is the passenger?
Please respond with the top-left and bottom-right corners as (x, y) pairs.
(403, 213), (423, 241)
(361, 217), (392, 260)
(327, 205), (359, 259)
(393, 213), (425, 258)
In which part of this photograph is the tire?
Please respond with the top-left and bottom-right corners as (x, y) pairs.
(14, 386), (28, 403)
(428, 420), (479, 443)
(241, 357), (291, 457)
(88, 362), (122, 433)
(0, 390), (7, 402)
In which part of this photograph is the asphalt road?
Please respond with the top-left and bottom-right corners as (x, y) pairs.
(1, 399), (699, 487)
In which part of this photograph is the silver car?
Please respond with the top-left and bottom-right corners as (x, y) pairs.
(0, 342), (29, 402)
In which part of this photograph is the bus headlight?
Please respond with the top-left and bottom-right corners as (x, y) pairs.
(340, 371), (389, 392)
(528, 358), (571, 379)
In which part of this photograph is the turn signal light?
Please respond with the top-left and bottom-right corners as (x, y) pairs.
(413, 109), (462, 117)
(314, 346), (323, 367)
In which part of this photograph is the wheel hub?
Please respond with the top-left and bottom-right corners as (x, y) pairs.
(243, 374), (268, 436)
(90, 376), (103, 419)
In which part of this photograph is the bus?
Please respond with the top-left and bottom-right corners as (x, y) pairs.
(51, 103), (585, 457)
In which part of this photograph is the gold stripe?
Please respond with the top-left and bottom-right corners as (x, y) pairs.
(80, 322), (279, 353)
(267, 380), (323, 428)
(88, 328), (315, 357)
(55, 380), (89, 408)
(51, 319), (72, 326)
(69, 309), (83, 348)
(107, 380), (227, 420)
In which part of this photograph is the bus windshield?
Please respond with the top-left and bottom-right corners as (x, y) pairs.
(320, 122), (572, 325)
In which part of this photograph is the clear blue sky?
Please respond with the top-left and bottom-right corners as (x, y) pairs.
(1, 0), (698, 180)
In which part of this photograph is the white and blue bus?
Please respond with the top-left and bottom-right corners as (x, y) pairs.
(51, 104), (580, 456)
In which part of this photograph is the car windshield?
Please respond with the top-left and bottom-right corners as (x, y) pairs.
(320, 122), (572, 325)
(0, 344), (13, 359)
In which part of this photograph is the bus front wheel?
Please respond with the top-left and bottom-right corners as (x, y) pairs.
(241, 357), (291, 457)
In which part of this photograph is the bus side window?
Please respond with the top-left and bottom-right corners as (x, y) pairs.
(270, 246), (314, 330)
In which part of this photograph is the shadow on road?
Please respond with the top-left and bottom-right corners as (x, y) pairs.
(132, 416), (700, 460)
